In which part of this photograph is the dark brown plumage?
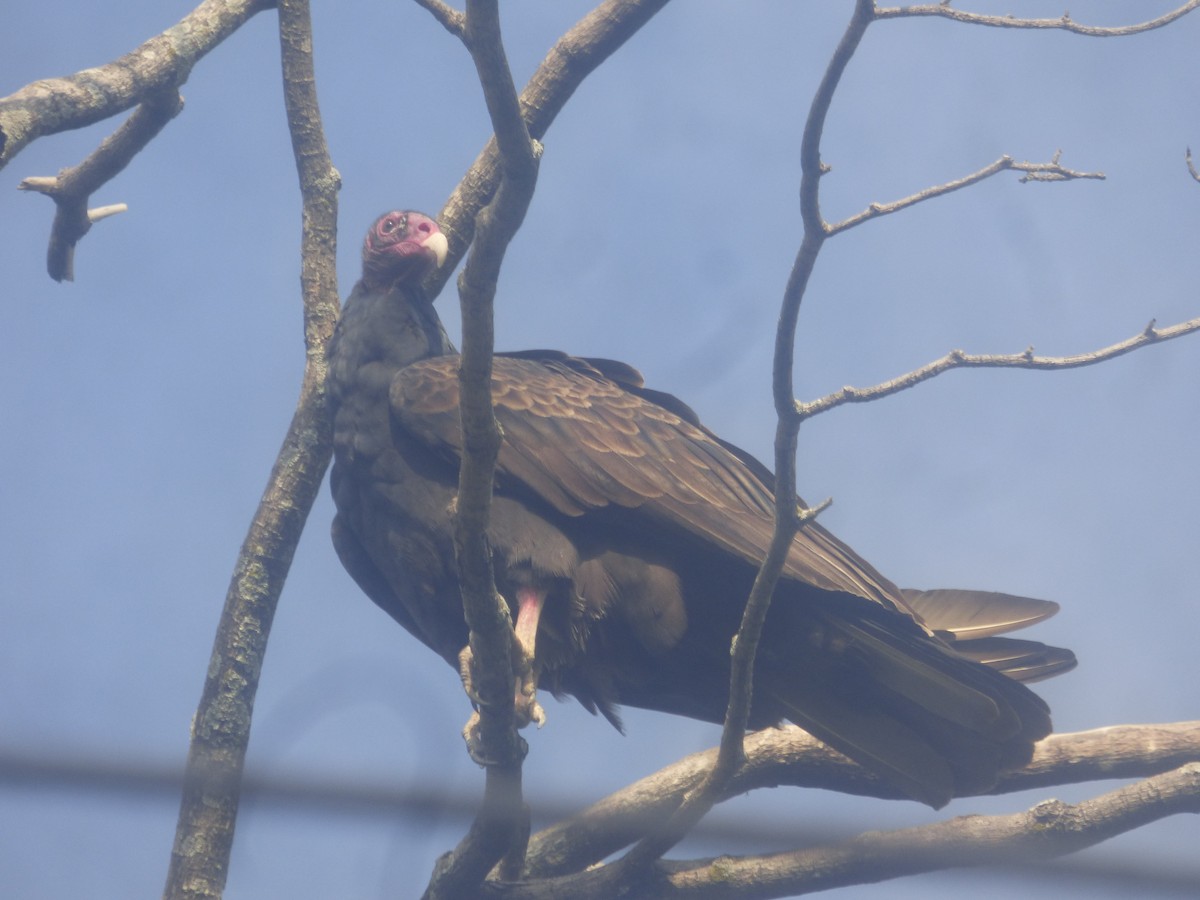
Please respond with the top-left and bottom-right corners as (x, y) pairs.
(328, 210), (1076, 808)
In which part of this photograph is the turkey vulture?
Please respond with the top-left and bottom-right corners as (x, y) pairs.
(328, 210), (1076, 808)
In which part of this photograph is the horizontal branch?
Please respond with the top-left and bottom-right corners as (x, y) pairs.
(796, 314), (1200, 420)
(656, 763), (1200, 900)
(524, 721), (1200, 879)
(875, 1), (1200, 37)
(0, 0), (272, 170)
(827, 152), (1103, 235)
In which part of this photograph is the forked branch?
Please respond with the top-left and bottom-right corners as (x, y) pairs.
(18, 89), (182, 281)
(2, 0), (274, 282)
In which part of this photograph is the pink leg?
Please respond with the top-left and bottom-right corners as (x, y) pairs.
(514, 586), (546, 659)
(512, 586), (547, 728)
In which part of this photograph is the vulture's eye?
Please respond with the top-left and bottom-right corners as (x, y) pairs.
(381, 217), (401, 235)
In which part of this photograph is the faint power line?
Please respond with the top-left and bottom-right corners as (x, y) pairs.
(2, 747), (1197, 895)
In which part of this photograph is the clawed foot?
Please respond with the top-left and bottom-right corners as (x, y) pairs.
(458, 637), (546, 766)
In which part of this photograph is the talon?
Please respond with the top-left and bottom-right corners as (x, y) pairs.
(457, 645), (483, 705)
(461, 710), (493, 766)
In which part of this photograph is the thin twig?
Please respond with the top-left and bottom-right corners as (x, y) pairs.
(161, 2), (340, 898)
(796, 315), (1200, 420)
(828, 152), (1104, 235)
(17, 89), (182, 281)
(875, 1), (1200, 36)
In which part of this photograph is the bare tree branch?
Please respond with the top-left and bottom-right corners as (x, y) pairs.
(609, 2), (878, 883)
(413, 0), (467, 38)
(17, 89), (182, 281)
(875, 1), (1200, 36)
(1187, 147), (1200, 183)
(796, 315), (1200, 420)
(827, 152), (1104, 236)
(427, 0), (672, 298)
(650, 764), (1200, 900)
(161, 2), (340, 897)
(425, 1), (543, 895)
(474, 760), (1200, 898)
(525, 722), (1200, 879)
(0, 0), (273, 170)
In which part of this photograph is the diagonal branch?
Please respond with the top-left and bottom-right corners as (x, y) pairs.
(796, 315), (1200, 420)
(161, 1), (340, 897)
(827, 152), (1104, 236)
(875, 1), (1200, 36)
(413, 0), (467, 38)
(18, 88), (182, 281)
(0, 0), (273, 170)
(426, 0), (672, 299)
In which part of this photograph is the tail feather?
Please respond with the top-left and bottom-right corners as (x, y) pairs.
(902, 588), (1060, 638)
(758, 590), (1069, 808)
(950, 636), (1078, 683)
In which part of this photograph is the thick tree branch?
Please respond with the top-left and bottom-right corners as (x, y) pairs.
(17, 89), (182, 281)
(477, 760), (1200, 898)
(161, 2), (339, 898)
(827, 151), (1104, 236)
(875, 1), (1200, 36)
(426, 2), (542, 896)
(0, 0), (274, 170)
(525, 722), (1200, 878)
(426, 0), (671, 298)
(796, 315), (1200, 420)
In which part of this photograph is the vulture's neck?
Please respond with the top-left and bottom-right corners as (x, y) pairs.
(331, 281), (455, 390)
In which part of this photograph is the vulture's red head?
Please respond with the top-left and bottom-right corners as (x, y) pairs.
(361, 210), (449, 289)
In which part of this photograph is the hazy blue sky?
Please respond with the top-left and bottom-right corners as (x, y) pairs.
(2, 2), (1198, 897)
